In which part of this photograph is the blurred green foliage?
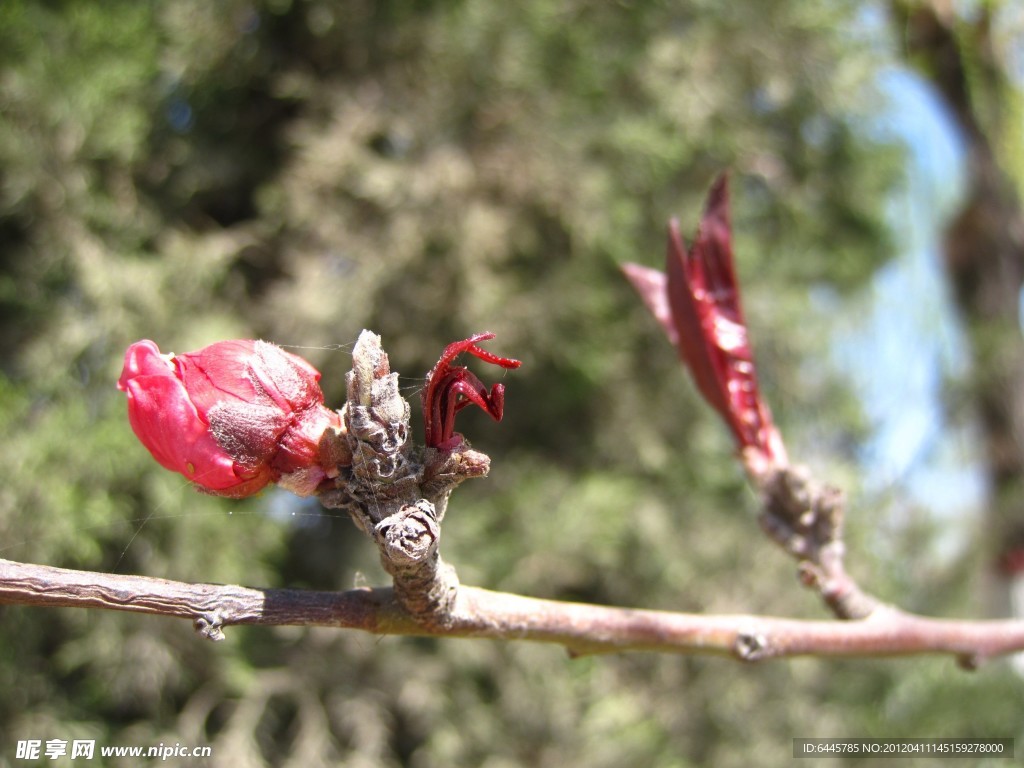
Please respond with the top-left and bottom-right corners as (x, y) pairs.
(0, 1), (1019, 766)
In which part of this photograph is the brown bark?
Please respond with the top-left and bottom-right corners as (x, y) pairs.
(3, 557), (1024, 664)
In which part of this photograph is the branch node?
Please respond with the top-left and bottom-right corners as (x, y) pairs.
(375, 500), (440, 567)
(735, 629), (770, 662)
(956, 653), (981, 671)
(193, 612), (226, 642)
(757, 465), (884, 619)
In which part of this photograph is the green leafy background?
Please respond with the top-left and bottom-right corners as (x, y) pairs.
(0, 1), (1019, 766)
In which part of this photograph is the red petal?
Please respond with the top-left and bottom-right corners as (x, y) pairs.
(121, 373), (264, 494)
(118, 340), (174, 391)
(123, 373), (208, 473)
(174, 340), (260, 414)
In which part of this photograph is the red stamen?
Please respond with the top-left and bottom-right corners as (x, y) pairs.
(422, 334), (520, 449)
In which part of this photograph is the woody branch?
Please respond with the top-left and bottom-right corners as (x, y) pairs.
(3, 325), (1024, 665)
(5, 175), (1024, 667)
(3, 557), (1024, 664)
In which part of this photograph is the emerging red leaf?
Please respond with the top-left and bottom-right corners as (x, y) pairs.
(623, 174), (786, 468)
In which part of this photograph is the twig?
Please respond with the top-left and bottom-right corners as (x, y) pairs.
(2, 557), (1023, 665)
(26, 330), (1023, 668)
(752, 461), (884, 620)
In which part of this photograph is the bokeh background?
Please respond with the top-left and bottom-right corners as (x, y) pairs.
(2, 1), (1023, 766)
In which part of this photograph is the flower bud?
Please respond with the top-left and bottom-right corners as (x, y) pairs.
(118, 339), (344, 498)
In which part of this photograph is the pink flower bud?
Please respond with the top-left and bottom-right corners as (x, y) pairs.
(118, 339), (343, 498)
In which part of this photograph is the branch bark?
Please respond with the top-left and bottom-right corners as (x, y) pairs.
(2, 557), (1024, 665)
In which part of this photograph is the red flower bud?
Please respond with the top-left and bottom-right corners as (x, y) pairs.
(118, 339), (343, 498)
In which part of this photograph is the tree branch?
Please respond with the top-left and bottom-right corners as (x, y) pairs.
(2, 557), (1024, 664)
(32, 330), (1024, 667)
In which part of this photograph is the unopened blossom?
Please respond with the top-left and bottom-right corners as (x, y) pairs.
(622, 174), (786, 470)
(118, 339), (345, 498)
(422, 333), (521, 451)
